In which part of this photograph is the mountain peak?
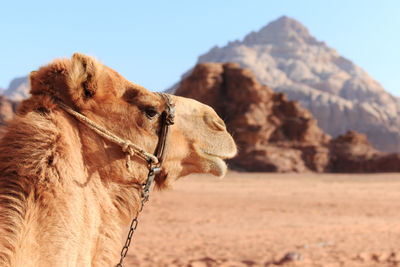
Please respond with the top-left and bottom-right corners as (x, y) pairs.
(270, 16), (311, 34)
(243, 16), (317, 45)
(195, 16), (400, 152)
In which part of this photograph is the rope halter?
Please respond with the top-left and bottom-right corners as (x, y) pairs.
(57, 92), (174, 171)
(58, 92), (175, 267)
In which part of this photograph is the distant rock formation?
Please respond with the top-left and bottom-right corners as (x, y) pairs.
(179, 16), (400, 153)
(176, 62), (400, 172)
(330, 131), (400, 172)
(4, 76), (30, 101)
(0, 77), (28, 128)
(0, 95), (18, 128)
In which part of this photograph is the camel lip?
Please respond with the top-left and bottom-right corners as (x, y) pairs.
(201, 149), (236, 160)
(192, 145), (229, 177)
(201, 150), (228, 177)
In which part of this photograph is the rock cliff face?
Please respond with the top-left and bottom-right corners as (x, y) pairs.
(4, 76), (30, 101)
(191, 16), (400, 153)
(176, 62), (400, 172)
(0, 95), (18, 129)
(0, 76), (29, 132)
(330, 131), (400, 172)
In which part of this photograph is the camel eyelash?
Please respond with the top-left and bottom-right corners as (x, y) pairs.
(143, 107), (159, 119)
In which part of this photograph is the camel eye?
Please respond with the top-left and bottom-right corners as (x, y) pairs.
(144, 108), (158, 119)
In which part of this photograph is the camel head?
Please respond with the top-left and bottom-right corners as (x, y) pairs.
(27, 53), (237, 187)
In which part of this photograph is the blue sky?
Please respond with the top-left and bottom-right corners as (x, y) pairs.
(1, 1), (399, 96)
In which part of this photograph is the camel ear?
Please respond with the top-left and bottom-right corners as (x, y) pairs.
(69, 53), (100, 102)
(29, 70), (38, 79)
(29, 71), (38, 90)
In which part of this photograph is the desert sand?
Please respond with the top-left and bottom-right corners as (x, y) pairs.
(124, 172), (400, 266)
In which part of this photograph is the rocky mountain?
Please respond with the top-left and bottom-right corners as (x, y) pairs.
(0, 77), (29, 129)
(176, 62), (400, 172)
(182, 16), (400, 152)
(0, 95), (18, 129)
(3, 76), (30, 101)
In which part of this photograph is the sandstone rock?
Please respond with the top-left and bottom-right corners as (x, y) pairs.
(330, 131), (400, 172)
(176, 62), (331, 172)
(187, 16), (400, 153)
(176, 62), (400, 173)
(0, 95), (17, 126)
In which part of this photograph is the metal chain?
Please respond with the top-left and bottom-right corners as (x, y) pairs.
(116, 194), (148, 267)
(115, 165), (161, 267)
(114, 118), (170, 266)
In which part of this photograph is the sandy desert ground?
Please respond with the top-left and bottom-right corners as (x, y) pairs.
(124, 172), (400, 267)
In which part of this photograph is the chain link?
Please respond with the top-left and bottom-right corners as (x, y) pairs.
(116, 189), (149, 267)
(115, 154), (163, 265)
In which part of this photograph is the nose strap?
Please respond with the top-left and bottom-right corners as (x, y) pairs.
(154, 93), (175, 166)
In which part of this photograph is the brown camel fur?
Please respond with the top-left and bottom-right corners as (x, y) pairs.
(0, 53), (237, 266)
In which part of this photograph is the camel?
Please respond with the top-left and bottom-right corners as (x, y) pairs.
(0, 53), (237, 266)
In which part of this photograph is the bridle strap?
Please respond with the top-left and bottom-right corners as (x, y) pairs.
(142, 93), (175, 200)
(154, 93), (175, 165)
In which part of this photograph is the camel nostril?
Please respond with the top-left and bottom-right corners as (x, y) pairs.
(204, 113), (226, 131)
(213, 119), (226, 131)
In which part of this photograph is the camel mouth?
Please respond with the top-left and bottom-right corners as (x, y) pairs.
(202, 150), (236, 160)
(196, 147), (235, 177)
(204, 153), (228, 177)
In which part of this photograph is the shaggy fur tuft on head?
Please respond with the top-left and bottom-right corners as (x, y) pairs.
(68, 53), (104, 106)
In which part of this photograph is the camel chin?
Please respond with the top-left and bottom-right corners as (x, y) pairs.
(195, 144), (235, 178)
(204, 154), (228, 178)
